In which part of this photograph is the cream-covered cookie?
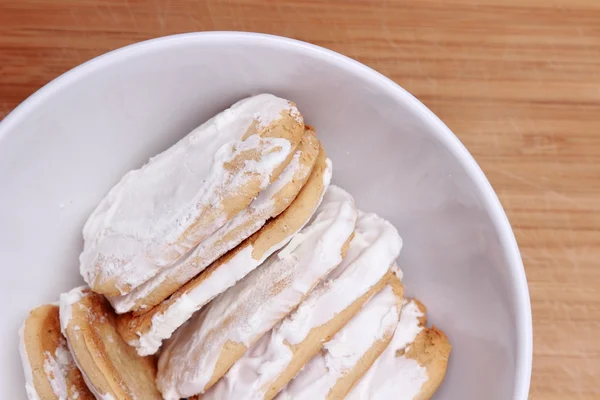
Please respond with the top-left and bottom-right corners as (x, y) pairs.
(116, 148), (331, 356)
(156, 186), (357, 399)
(347, 299), (451, 400)
(107, 128), (320, 315)
(81, 94), (305, 296)
(202, 211), (403, 400)
(276, 277), (403, 400)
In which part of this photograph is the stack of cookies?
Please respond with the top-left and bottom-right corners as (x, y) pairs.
(19, 94), (451, 400)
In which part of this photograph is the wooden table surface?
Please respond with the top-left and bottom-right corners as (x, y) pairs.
(1, 0), (599, 398)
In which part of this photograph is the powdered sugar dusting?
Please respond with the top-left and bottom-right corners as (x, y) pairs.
(254, 99), (303, 129)
(279, 210), (402, 346)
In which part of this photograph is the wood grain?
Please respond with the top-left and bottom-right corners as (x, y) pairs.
(1, 0), (599, 398)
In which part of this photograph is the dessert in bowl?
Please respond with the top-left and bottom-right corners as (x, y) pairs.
(0, 32), (531, 399)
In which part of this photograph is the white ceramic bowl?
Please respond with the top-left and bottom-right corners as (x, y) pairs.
(0, 32), (531, 399)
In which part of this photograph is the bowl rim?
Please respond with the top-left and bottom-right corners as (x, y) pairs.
(0, 31), (532, 399)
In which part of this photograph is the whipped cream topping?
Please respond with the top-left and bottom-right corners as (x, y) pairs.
(202, 211), (403, 398)
(156, 185), (357, 399)
(347, 300), (428, 400)
(128, 160), (332, 356)
(276, 285), (400, 399)
(80, 94), (302, 295)
(107, 148), (310, 315)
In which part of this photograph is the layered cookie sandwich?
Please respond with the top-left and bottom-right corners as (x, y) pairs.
(60, 287), (162, 399)
(276, 276), (405, 399)
(347, 299), (452, 400)
(203, 211), (404, 399)
(19, 304), (93, 400)
(156, 186), (358, 399)
(116, 147), (332, 355)
(107, 127), (322, 316)
(81, 94), (305, 296)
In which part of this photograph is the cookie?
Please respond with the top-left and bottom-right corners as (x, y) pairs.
(202, 211), (404, 399)
(81, 93), (305, 296)
(347, 299), (452, 400)
(19, 304), (93, 400)
(276, 276), (404, 399)
(156, 185), (358, 399)
(108, 127), (321, 315)
(59, 287), (162, 399)
(116, 147), (332, 356)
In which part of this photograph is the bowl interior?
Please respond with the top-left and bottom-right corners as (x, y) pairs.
(0, 33), (530, 399)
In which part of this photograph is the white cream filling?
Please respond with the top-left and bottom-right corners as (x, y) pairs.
(156, 185), (357, 400)
(276, 285), (400, 399)
(347, 300), (428, 400)
(203, 211), (403, 399)
(107, 150), (307, 315)
(129, 160), (333, 356)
